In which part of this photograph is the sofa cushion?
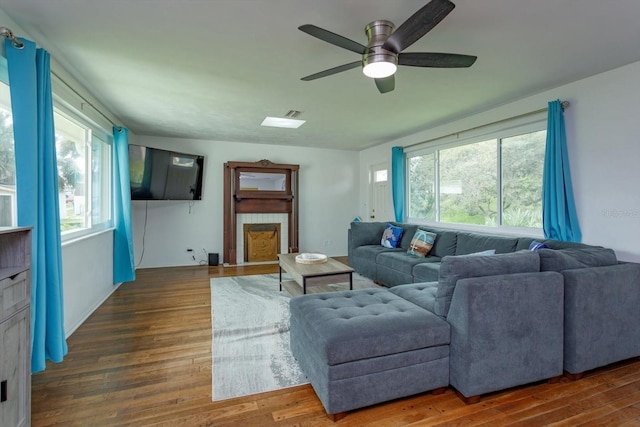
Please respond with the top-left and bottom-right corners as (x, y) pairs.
(419, 227), (458, 258)
(515, 237), (537, 251)
(350, 221), (388, 248)
(394, 223), (419, 249)
(289, 288), (450, 366)
(381, 223), (404, 248)
(376, 251), (436, 275)
(435, 251), (541, 317)
(407, 229), (437, 257)
(455, 232), (518, 255)
(390, 282), (438, 313)
(539, 247), (618, 271)
(412, 262), (441, 283)
(352, 245), (397, 260)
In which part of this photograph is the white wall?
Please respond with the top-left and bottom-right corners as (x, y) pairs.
(359, 61), (640, 262)
(132, 136), (360, 268)
(61, 231), (115, 336)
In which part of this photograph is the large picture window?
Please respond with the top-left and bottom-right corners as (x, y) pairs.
(407, 123), (546, 231)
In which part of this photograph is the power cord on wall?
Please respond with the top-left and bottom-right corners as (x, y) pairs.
(199, 248), (208, 266)
(135, 200), (148, 267)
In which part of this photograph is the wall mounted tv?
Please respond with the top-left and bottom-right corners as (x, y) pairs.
(128, 144), (205, 201)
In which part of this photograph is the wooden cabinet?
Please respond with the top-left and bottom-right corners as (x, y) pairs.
(0, 227), (31, 427)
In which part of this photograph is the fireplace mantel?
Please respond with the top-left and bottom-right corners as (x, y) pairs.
(223, 160), (299, 264)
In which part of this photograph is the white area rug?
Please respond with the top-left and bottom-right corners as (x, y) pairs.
(210, 272), (377, 401)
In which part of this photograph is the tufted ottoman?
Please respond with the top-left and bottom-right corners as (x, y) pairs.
(289, 288), (450, 418)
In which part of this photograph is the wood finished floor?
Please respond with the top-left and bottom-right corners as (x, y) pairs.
(31, 260), (640, 426)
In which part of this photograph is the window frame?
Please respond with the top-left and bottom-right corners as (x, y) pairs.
(53, 100), (113, 243)
(405, 118), (547, 236)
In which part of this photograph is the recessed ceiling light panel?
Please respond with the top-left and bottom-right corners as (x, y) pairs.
(261, 116), (306, 129)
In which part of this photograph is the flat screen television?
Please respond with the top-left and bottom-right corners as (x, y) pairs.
(128, 144), (205, 201)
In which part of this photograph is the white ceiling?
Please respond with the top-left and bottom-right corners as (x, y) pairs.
(1, 0), (639, 150)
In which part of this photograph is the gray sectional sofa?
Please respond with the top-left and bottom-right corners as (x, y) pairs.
(289, 221), (640, 418)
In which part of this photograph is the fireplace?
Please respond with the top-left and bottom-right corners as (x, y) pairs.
(243, 223), (281, 262)
(223, 160), (299, 265)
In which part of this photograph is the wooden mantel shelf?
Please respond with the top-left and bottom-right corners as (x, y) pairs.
(234, 193), (294, 201)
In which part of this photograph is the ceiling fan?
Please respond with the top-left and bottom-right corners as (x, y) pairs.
(298, 0), (477, 94)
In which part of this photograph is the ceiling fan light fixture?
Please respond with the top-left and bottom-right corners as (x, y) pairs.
(362, 60), (397, 78)
(362, 20), (397, 79)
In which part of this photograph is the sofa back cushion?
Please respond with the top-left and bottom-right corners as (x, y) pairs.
(394, 223), (419, 249)
(455, 231), (519, 255)
(435, 251), (540, 317)
(411, 226), (458, 257)
(349, 221), (388, 248)
(539, 247), (618, 271)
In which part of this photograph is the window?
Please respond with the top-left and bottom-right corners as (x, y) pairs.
(0, 67), (16, 227)
(407, 123), (546, 231)
(408, 152), (435, 221)
(54, 108), (112, 239)
(374, 169), (388, 183)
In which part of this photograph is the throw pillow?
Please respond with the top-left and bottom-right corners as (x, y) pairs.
(465, 249), (496, 256)
(529, 240), (550, 251)
(407, 229), (437, 257)
(381, 223), (404, 248)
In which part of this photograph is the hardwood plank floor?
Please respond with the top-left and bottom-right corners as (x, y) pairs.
(31, 260), (640, 426)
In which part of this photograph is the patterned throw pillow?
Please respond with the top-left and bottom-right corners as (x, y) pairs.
(381, 223), (404, 248)
(529, 240), (550, 251)
(406, 229), (437, 257)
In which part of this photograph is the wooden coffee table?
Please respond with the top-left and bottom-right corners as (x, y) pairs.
(278, 253), (354, 294)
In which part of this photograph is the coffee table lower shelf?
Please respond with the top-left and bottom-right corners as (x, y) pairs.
(278, 253), (354, 295)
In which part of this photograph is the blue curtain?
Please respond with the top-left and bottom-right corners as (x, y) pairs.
(113, 127), (136, 283)
(542, 100), (582, 242)
(6, 38), (67, 372)
(391, 146), (405, 222)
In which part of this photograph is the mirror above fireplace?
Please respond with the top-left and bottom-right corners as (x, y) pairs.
(238, 172), (286, 191)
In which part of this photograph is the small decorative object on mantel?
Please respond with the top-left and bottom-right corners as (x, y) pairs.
(295, 253), (328, 264)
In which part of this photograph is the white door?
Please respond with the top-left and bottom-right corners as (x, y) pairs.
(369, 163), (389, 222)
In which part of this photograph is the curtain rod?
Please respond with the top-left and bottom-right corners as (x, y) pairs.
(405, 100), (570, 150)
(0, 26), (24, 49)
(1, 25), (118, 129)
(51, 69), (119, 129)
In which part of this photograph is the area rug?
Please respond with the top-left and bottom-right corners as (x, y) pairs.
(210, 272), (377, 401)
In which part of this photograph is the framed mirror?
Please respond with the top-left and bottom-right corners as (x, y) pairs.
(238, 172), (286, 191)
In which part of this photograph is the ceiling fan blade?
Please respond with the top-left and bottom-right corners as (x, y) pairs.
(375, 76), (395, 94)
(382, 0), (455, 53)
(299, 24), (366, 54)
(301, 61), (362, 81)
(398, 52), (477, 68)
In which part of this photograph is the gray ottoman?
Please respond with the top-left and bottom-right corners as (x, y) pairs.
(289, 288), (450, 417)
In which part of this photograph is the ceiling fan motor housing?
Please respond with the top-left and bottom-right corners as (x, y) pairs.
(363, 20), (398, 69)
